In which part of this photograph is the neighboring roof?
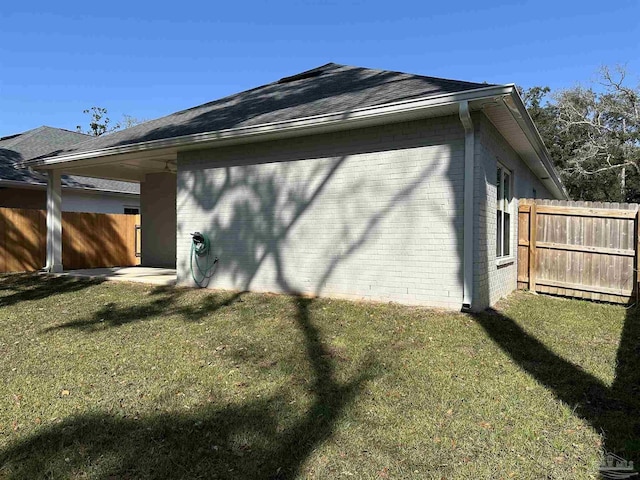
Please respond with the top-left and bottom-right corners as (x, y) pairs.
(0, 126), (139, 194)
(41, 63), (495, 156)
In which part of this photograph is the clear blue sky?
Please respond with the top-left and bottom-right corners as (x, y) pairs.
(1, 0), (638, 137)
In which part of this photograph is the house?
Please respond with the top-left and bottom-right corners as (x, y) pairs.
(22, 63), (567, 310)
(0, 126), (140, 213)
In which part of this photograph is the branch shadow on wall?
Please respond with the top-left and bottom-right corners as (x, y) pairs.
(178, 133), (450, 297)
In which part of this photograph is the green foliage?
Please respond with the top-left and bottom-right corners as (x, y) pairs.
(520, 66), (640, 202)
(76, 106), (120, 136)
(76, 108), (145, 136)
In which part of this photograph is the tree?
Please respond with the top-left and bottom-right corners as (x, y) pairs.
(76, 106), (120, 136)
(555, 66), (640, 201)
(76, 107), (145, 137)
(120, 114), (146, 129)
(517, 86), (564, 162)
(520, 66), (640, 202)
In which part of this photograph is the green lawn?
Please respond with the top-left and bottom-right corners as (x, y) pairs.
(0, 274), (636, 479)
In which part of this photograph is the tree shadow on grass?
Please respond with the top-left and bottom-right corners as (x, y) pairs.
(1, 296), (377, 479)
(0, 273), (103, 308)
(472, 303), (640, 464)
(42, 286), (247, 332)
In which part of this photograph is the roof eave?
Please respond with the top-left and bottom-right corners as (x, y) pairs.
(20, 83), (566, 200)
(22, 84), (514, 169)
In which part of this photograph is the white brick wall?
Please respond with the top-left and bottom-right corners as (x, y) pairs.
(472, 114), (553, 309)
(177, 116), (466, 309)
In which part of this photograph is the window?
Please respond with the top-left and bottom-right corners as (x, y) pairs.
(496, 164), (511, 258)
(124, 207), (140, 215)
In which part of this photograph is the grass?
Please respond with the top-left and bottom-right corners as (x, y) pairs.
(0, 274), (635, 479)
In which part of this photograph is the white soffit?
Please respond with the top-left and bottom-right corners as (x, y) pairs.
(478, 100), (564, 199)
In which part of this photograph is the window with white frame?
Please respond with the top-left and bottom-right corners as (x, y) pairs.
(496, 164), (512, 258)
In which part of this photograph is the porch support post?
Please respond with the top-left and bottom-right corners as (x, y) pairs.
(46, 170), (63, 273)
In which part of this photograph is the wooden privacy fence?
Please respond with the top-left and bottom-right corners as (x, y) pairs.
(0, 207), (140, 273)
(518, 199), (639, 303)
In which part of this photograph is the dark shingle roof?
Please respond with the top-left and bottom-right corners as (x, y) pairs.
(49, 63), (494, 157)
(0, 126), (139, 194)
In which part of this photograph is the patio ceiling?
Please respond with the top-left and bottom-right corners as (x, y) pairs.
(38, 149), (178, 182)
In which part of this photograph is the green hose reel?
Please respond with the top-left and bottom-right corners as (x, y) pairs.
(190, 232), (218, 287)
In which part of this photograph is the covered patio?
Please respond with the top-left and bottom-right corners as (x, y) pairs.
(36, 150), (177, 274)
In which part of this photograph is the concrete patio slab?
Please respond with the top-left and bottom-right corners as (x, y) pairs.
(60, 266), (177, 286)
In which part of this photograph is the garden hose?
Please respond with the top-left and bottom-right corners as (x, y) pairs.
(190, 232), (218, 288)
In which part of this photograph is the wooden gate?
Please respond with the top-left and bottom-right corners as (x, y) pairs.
(518, 199), (639, 304)
(0, 207), (141, 273)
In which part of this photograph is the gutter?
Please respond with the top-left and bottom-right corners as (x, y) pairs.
(0, 179), (139, 196)
(458, 101), (475, 310)
(21, 84), (514, 169)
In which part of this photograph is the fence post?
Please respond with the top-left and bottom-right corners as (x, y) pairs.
(529, 202), (537, 292)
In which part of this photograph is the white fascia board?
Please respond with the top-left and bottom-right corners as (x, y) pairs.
(0, 179), (46, 191)
(22, 84), (514, 169)
(60, 187), (140, 197)
(0, 179), (139, 196)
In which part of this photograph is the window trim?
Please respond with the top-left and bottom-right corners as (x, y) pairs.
(496, 162), (514, 263)
(496, 256), (515, 267)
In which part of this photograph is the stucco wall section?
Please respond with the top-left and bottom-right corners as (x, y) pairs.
(473, 113), (553, 309)
(177, 117), (466, 309)
(141, 172), (176, 268)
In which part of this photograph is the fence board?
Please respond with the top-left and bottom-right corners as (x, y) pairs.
(530, 203), (537, 291)
(518, 199), (639, 303)
(517, 205), (530, 290)
(536, 242), (634, 257)
(535, 205), (637, 219)
(0, 207), (140, 273)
